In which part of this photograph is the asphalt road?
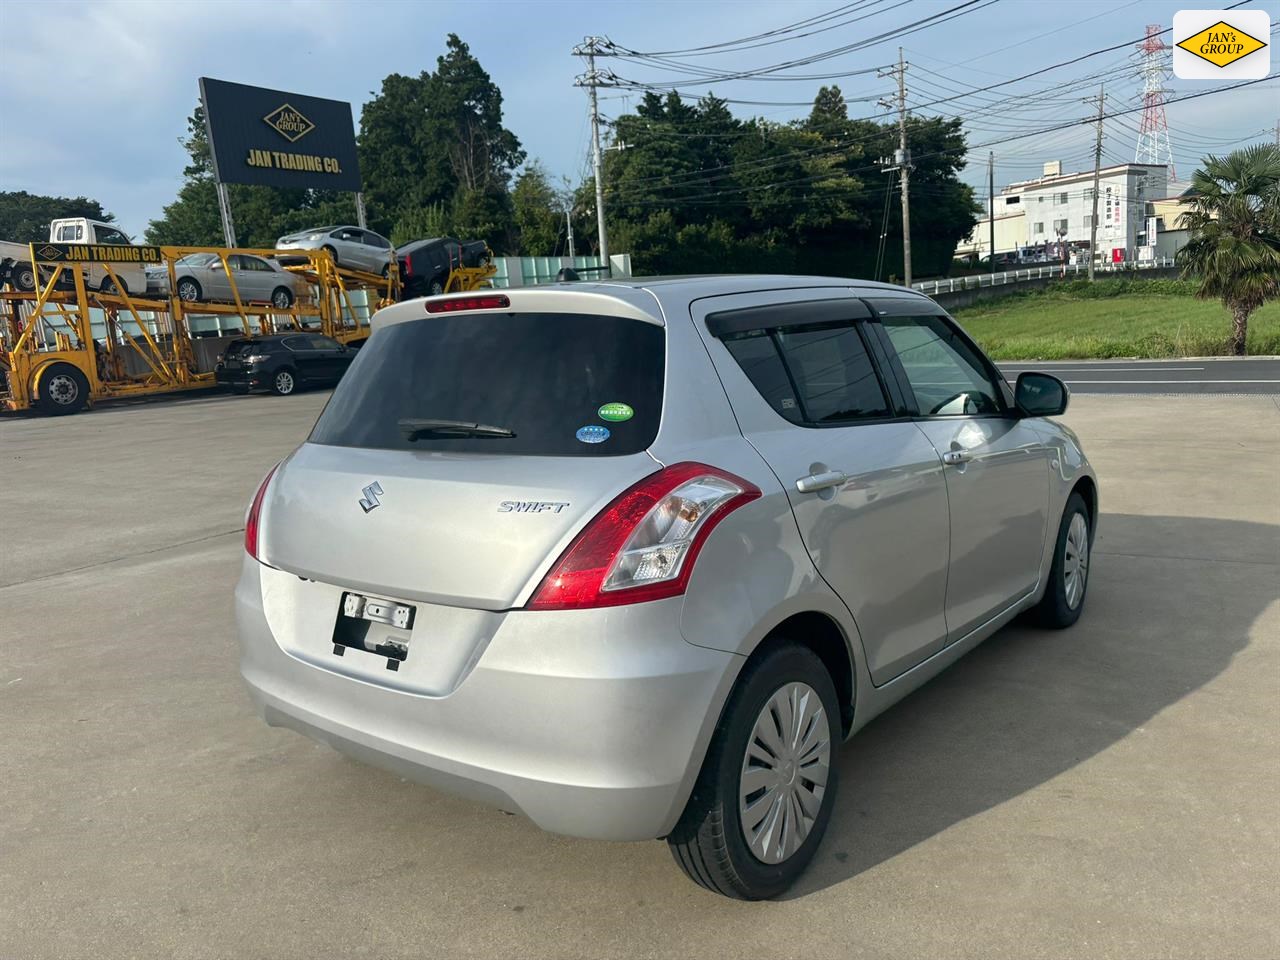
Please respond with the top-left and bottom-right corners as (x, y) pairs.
(998, 357), (1280, 394)
(2, 392), (1278, 959)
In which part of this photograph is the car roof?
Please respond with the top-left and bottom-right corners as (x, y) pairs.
(557, 274), (932, 301)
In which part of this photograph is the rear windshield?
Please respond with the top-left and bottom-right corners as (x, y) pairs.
(224, 339), (262, 359)
(308, 312), (664, 456)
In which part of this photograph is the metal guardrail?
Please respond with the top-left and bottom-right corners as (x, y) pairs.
(912, 257), (1177, 296)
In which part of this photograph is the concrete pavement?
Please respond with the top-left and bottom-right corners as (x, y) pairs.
(2, 391), (1277, 959)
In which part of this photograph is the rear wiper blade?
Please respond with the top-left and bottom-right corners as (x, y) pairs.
(398, 417), (516, 440)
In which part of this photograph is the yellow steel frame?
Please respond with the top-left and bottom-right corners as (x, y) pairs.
(1, 243), (399, 413)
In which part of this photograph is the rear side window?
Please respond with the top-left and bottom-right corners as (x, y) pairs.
(721, 321), (890, 425)
(224, 339), (260, 359)
(309, 312), (665, 456)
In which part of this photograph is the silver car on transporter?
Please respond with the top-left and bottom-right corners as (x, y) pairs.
(236, 277), (1097, 899)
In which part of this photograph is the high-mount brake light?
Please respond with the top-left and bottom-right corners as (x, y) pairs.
(425, 294), (510, 313)
(244, 464), (279, 562)
(526, 462), (760, 611)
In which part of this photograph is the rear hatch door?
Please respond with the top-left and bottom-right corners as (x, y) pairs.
(260, 306), (666, 610)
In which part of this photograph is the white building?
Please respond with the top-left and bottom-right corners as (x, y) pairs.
(960, 160), (1170, 264)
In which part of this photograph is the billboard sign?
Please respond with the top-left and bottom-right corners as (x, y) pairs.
(198, 77), (361, 192)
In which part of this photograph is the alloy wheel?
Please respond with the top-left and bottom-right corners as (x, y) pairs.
(272, 289), (291, 309)
(274, 371), (295, 395)
(1063, 512), (1089, 609)
(739, 681), (831, 865)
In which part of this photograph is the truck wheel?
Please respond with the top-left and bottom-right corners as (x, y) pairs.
(10, 261), (36, 291)
(33, 362), (90, 416)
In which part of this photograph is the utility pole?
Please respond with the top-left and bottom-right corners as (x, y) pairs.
(573, 37), (610, 267)
(566, 208), (576, 258)
(1088, 85), (1105, 282)
(877, 49), (912, 285)
(988, 151), (995, 274)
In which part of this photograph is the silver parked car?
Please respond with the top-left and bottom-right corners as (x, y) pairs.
(276, 225), (393, 275)
(236, 277), (1097, 899)
(147, 253), (308, 309)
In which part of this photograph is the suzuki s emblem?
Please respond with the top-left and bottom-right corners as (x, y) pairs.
(358, 481), (383, 513)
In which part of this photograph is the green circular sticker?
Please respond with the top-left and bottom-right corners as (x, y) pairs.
(597, 402), (634, 422)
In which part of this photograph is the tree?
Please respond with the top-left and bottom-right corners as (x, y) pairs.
(357, 34), (523, 240)
(1177, 144), (1280, 355)
(511, 163), (562, 255)
(0, 191), (114, 242)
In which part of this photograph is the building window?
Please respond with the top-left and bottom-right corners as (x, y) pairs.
(1038, 196), (1046, 204)
(1055, 192), (1068, 205)
(1053, 218), (1068, 233)
(1033, 222), (1045, 235)
(1005, 195), (1021, 206)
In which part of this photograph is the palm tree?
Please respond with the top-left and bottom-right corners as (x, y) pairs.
(1176, 144), (1280, 355)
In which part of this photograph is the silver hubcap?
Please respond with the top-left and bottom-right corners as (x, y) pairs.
(48, 374), (78, 405)
(1064, 512), (1090, 609)
(739, 681), (831, 864)
(275, 372), (294, 393)
(179, 283), (197, 301)
(273, 291), (289, 308)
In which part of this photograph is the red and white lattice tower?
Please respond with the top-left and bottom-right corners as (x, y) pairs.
(1135, 24), (1175, 178)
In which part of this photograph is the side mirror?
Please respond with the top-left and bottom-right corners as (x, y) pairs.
(210, 261), (226, 271)
(1015, 372), (1069, 417)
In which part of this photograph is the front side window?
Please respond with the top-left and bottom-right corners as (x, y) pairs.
(95, 227), (129, 245)
(721, 321), (890, 426)
(881, 315), (1004, 417)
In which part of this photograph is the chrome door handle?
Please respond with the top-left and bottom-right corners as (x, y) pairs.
(796, 470), (848, 493)
(942, 450), (972, 466)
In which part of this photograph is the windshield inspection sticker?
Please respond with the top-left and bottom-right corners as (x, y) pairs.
(575, 425), (611, 444)
(597, 402), (634, 422)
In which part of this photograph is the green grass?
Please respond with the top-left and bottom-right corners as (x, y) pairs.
(952, 278), (1280, 359)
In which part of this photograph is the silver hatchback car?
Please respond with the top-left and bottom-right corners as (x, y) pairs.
(236, 277), (1097, 899)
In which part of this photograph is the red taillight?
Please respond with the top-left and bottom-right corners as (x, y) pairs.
(425, 294), (510, 313)
(402, 257), (412, 277)
(244, 464), (279, 562)
(526, 462), (761, 611)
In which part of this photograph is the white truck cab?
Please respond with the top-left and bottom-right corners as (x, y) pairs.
(1, 218), (148, 296)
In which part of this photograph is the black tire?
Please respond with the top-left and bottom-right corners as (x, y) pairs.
(271, 286), (294, 309)
(99, 275), (128, 296)
(1034, 492), (1092, 628)
(323, 245), (339, 267)
(667, 643), (840, 900)
(176, 277), (202, 302)
(270, 366), (298, 396)
(9, 261), (36, 291)
(428, 278), (445, 296)
(33, 362), (90, 416)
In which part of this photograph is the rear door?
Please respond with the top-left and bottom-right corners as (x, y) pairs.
(261, 309), (667, 610)
(867, 300), (1051, 640)
(692, 291), (951, 685)
(280, 335), (324, 382)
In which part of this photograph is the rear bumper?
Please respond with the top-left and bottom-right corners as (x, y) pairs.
(235, 557), (742, 840)
(215, 366), (265, 388)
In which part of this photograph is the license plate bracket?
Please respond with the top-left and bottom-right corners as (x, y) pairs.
(332, 592), (417, 668)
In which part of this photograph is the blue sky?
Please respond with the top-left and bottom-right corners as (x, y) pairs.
(0, 0), (1274, 239)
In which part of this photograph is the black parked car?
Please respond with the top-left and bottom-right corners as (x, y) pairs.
(215, 334), (354, 397)
(396, 237), (490, 299)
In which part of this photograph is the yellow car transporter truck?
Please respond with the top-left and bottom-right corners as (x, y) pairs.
(1, 242), (405, 416)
